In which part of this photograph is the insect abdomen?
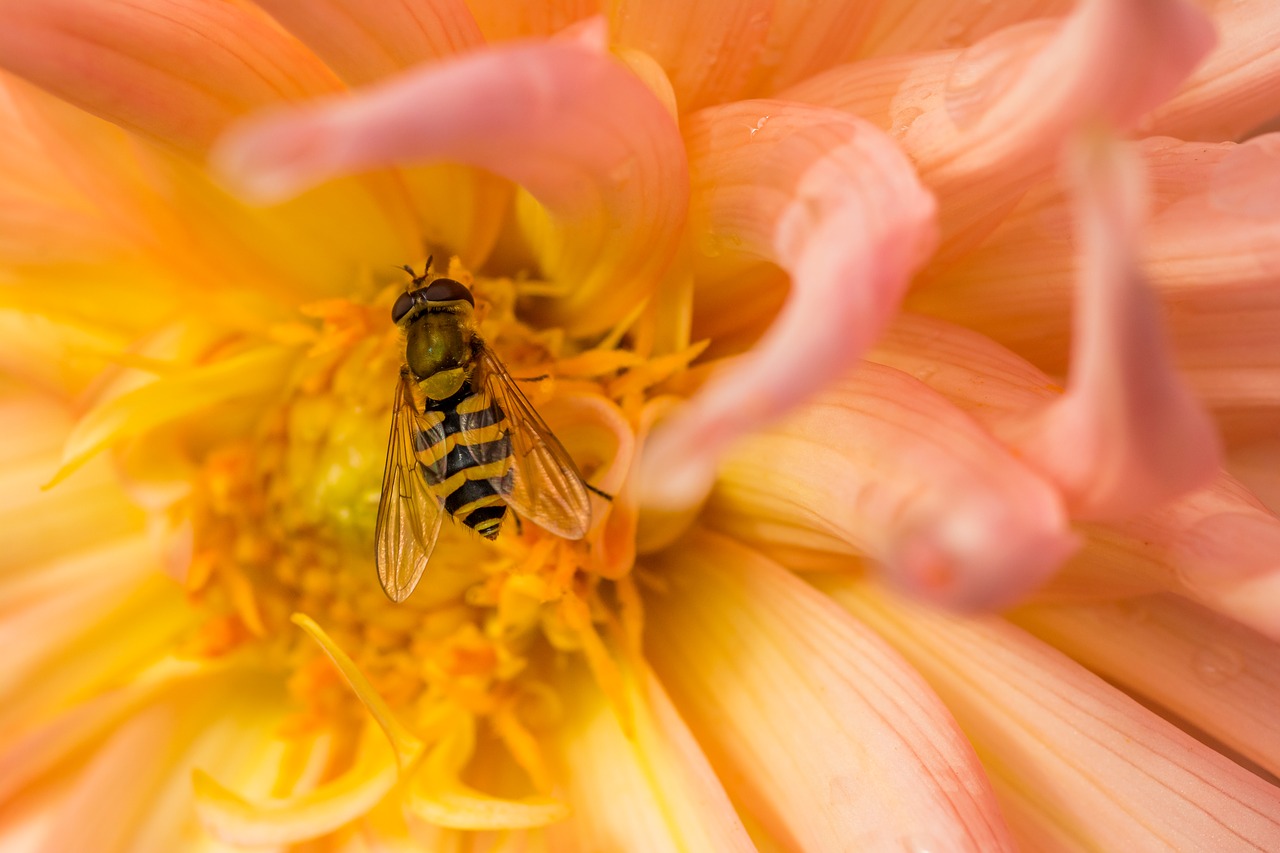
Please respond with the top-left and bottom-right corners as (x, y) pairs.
(417, 385), (513, 539)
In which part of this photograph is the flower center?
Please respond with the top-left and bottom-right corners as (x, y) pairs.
(179, 260), (700, 788)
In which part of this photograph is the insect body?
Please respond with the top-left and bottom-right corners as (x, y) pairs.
(375, 262), (593, 602)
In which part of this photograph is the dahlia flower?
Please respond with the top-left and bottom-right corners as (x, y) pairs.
(1, 0), (1279, 850)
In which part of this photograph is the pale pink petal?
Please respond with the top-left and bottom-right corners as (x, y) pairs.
(0, 0), (341, 154)
(212, 42), (688, 336)
(1144, 0), (1280, 140)
(710, 362), (1075, 609)
(543, 663), (754, 852)
(638, 101), (936, 511)
(253, 0), (483, 86)
(1013, 594), (1280, 778)
(785, 0), (1215, 254)
(859, 0), (1073, 57)
(824, 577), (1280, 851)
(645, 531), (1015, 850)
(1012, 131), (1220, 519)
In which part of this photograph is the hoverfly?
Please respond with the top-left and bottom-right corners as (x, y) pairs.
(375, 260), (594, 602)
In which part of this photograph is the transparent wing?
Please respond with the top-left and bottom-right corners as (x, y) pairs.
(374, 372), (444, 602)
(475, 344), (592, 540)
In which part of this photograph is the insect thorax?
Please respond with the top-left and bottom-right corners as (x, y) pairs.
(406, 307), (476, 400)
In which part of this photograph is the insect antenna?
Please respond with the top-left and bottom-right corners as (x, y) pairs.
(585, 483), (614, 501)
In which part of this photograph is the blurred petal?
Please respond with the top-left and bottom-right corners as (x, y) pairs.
(213, 42), (688, 336)
(646, 532), (1016, 850)
(710, 362), (1075, 609)
(859, 0), (1072, 57)
(1144, 0), (1280, 140)
(253, 0), (483, 86)
(1013, 131), (1219, 519)
(0, 0), (341, 155)
(465, 0), (597, 42)
(786, 0), (1214, 253)
(1013, 594), (1280, 778)
(639, 101), (935, 510)
(545, 663), (754, 852)
(610, 0), (881, 108)
(824, 577), (1280, 851)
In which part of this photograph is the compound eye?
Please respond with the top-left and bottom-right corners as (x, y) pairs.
(391, 291), (416, 323)
(421, 278), (475, 306)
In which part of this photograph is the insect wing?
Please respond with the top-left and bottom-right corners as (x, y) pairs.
(375, 375), (444, 602)
(475, 346), (592, 540)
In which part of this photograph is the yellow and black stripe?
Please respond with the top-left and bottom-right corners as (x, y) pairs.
(416, 382), (513, 539)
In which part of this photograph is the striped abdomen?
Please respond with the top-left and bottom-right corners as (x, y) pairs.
(415, 382), (513, 539)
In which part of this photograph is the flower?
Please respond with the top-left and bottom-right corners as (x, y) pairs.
(2, 0), (1280, 851)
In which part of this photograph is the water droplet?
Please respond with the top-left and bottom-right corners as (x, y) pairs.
(1209, 136), (1280, 219)
(1193, 644), (1244, 686)
(749, 115), (771, 138)
(944, 20), (1056, 130)
(890, 106), (923, 139)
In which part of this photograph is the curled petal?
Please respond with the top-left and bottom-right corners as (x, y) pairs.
(1014, 594), (1280, 778)
(645, 532), (1015, 850)
(0, 0), (341, 154)
(825, 578), (1280, 852)
(213, 42), (688, 336)
(639, 101), (936, 511)
(1144, 0), (1280, 140)
(1013, 131), (1220, 519)
(786, 0), (1214, 253)
(710, 362), (1075, 610)
(252, 0), (483, 86)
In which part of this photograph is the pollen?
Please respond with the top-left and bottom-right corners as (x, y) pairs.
(178, 260), (681, 797)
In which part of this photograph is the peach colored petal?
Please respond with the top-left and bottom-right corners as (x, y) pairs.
(1013, 594), (1280, 778)
(638, 101), (936, 511)
(786, 0), (1214, 254)
(212, 41), (688, 336)
(0, 0), (341, 155)
(544, 662), (754, 852)
(1012, 131), (1220, 520)
(195, 725), (398, 846)
(644, 532), (1015, 850)
(824, 577), (1280, 851)
(465, 0), (598, 42)
(253, 0), (483, 86)
(710, 362), (1075, 609)
(1229, 437), (1280, 513)
(859, 0), (1073, 57)
(1144, 0), (1280, 140)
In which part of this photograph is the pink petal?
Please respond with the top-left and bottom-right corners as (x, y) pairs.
(1014, 593), (1280, 778)
(710, 361), (1075, 610)
(0, 0), (342, 154)
(645, 531), (1015, 850)
(825, 577), (1280, 851)
(1013, 132), (1220, 519)
(785, 0), (1215, 254)
(1144, 0), (1280, 140)
(637, 101), (936, 511)
(253, 0), (483, 86)
(212, 41), (688, 336)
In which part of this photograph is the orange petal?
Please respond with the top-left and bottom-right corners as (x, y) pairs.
(1012, 130), (1220, 519)
(645, 532), (1015, 850)
(544, 661), (754, 851)
(1013, 594), (1280, 778)
(213, 42), (688, 336)
(710, 362), (1075, 610)
(253, 0), (483, 86)
(0, 0), (342, 155)
(858, 0), (1073, 57)
(466, 0), (598, 42)
(1144, 0), (1280, 140)
(638, 101), (936, 511)
(825, 576), (1280, 851)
